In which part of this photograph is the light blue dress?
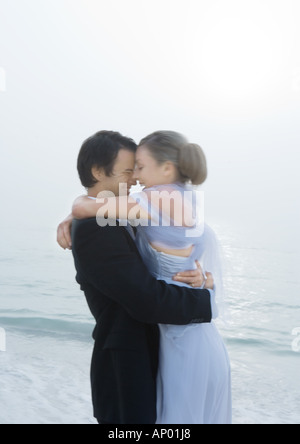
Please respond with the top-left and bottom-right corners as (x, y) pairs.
(132, 183), (232, 424)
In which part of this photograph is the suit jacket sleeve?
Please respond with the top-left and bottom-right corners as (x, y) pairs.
(73, 219), (212, 325)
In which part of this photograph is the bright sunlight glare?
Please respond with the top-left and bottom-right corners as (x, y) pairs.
(68, 0), (296, 117)
(186, 0), (288, 104)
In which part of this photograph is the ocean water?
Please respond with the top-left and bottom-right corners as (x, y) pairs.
(0, 224), (300, 425)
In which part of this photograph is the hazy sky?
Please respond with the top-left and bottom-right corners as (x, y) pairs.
(0, 0), (299, 247)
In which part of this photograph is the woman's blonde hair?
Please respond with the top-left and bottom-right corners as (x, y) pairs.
(138, 131), (207, 185)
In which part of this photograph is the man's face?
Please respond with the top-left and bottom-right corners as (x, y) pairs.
(99, 149), (136, 196)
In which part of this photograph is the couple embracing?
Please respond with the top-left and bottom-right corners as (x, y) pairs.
(57, 130), (232, 425)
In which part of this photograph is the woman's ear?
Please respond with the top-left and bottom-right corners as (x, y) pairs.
(163, 161), (176, 178)
(91, 166), (105, 182)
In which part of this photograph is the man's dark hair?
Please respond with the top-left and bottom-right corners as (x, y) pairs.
(77, 130), (137, 188)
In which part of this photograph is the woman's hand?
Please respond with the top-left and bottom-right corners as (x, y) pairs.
(57, 213), (73, 250)
(173, 261), (205, 288)
(203, 272), (214, 291)
(173, 261), (214, 290)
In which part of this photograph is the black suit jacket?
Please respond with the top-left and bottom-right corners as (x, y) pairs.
(71, 218), (212, 424)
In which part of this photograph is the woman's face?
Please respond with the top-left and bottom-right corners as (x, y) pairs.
(133, 145), (177, 188)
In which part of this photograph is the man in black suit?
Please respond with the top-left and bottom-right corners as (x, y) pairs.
(57, 131), (214, 424)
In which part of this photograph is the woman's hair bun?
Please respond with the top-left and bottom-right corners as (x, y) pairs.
(178, 143), (207, 185)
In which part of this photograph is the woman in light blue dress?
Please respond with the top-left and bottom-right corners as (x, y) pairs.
(73, 131), (232, 424)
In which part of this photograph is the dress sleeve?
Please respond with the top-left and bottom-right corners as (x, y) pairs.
(130, 189), (160, 226)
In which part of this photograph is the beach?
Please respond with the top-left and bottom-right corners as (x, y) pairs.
(0, 223), (299, 424)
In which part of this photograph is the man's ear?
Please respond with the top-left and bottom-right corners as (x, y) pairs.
(91, 166), (105, 182)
